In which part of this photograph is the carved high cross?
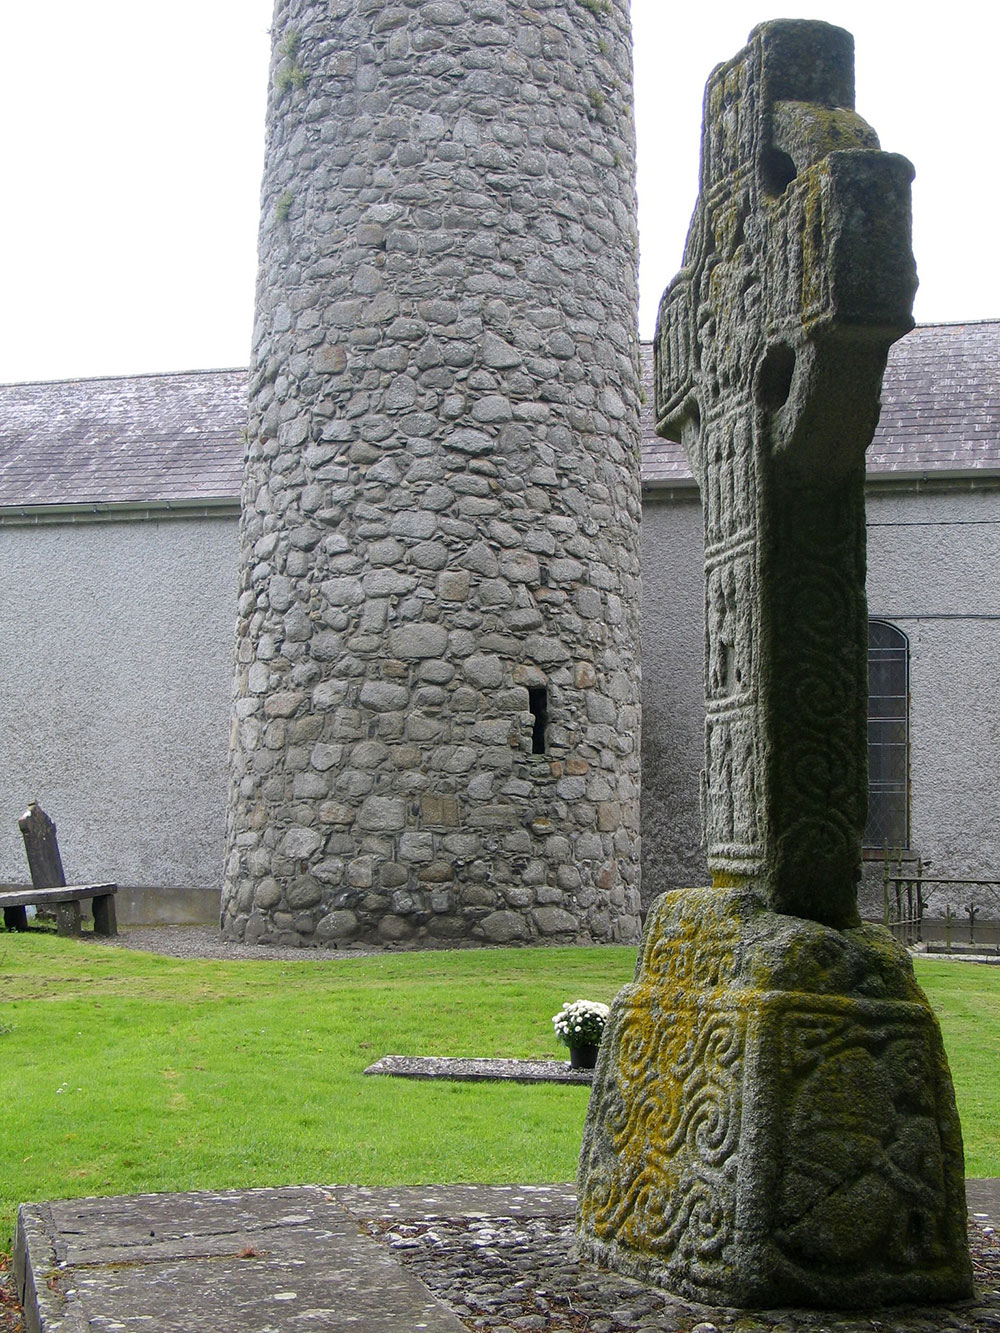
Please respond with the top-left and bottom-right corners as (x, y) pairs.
(655, 21), (917, 927)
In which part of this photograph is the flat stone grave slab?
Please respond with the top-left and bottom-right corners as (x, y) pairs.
(13, 1181), (1000, 1332)
(363, 1054), (592, 1084)
(15, 1185), (468, 1332)
(332, 1182), (578, 1219)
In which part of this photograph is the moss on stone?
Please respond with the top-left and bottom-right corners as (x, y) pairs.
(578, 889), (973, 1305)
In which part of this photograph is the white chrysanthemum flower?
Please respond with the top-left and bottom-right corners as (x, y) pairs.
(551, 999), (610, 1047)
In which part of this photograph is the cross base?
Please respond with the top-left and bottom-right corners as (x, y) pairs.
(577, 888), (973, 1308)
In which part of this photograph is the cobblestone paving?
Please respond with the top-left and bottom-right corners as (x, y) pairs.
(7, 1186), (1000, 1331)
(366, 1214), (1000, 1333)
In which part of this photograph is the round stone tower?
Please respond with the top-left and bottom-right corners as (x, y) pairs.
(222, 0), (643, 948)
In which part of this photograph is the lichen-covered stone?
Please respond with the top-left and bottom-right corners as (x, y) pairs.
(221, 0), (643, 949)
(578, 889), (972, 1307)
(654, 19), (916, 927)
(578, 19), (970, 1309)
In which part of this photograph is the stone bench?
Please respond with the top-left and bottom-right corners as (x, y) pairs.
(0, 882), (118, 936)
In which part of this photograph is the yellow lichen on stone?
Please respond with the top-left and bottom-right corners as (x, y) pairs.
(799, 164), (827, 320)
(773, 101), (880, 172)
(711, 869), (746, 889)
(578, 886), (972, 1305)
(583, 18), (963, 1308)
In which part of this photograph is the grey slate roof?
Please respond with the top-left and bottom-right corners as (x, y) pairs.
(640, 320), (1000, 487)
(0, 321), (997, 509)
(0, 368), (247, 509)
(868, 321), (1000, 474)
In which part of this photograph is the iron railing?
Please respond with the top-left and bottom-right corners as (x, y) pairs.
(882, 855), (1000, 950)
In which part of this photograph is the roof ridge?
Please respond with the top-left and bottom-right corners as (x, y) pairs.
(0, 366), (249, 391)
(3, 319), (998, 386)
(637, 318), (1000, 348)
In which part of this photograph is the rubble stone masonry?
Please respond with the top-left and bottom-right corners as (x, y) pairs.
(221, 0), (642, 947)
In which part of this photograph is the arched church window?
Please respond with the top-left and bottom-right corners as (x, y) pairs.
(865, 619), (909, 850)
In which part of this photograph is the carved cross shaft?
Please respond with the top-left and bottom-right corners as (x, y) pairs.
(655, 21), (916, 926)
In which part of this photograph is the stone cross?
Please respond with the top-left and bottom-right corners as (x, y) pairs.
(577, 23), (972, 1309)
(655, 19), (915, 927)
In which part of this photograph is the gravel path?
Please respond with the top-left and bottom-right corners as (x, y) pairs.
(88, 924), (384, 961)
(0, 1255), (22, 1333)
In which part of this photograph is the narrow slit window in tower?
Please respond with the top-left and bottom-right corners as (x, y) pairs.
(528, 687), (548, 755)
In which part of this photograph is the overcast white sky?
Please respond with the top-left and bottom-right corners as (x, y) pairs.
(1, 2), (995, 383)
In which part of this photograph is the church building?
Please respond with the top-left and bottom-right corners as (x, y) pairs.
(0, 320), (997, 928)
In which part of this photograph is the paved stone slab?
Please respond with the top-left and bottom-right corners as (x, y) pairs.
(16, 1181), (1000, 1332)
(966, 1179), (1000, 1224)
(15, 1186), (467, 1333)
(363, 1054), (592, 1085)
(330, 1183), (578, 1221)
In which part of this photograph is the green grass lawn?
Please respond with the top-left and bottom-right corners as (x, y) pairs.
(0, 935), (998, 1249)
(913, 957), (1000, 1182)
(0, 933), (634, 1246)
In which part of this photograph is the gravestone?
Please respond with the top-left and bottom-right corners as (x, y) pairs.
(577, 21), (973, 1308)
(4, 801), (68, 930)
(19, 801), (67, 892)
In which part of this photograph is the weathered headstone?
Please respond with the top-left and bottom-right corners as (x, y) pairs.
(577, 21), (973, 1308)
(6, 800), (68, 930)
(19, 801), (67, 892)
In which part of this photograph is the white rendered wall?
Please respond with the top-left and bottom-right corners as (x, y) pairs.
(640, 481), (1000, 918)
(866, 484), (1000, 908)
(0, 514), (237, 915)
(639, 491), (707, 907)
(2, 484), (994, 925)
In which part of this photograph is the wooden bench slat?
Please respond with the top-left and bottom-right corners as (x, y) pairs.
(5, 805), (119, 938)
(0, 884), (117, 909)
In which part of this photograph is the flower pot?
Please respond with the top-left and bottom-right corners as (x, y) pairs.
(569, 1043), (599, 1070)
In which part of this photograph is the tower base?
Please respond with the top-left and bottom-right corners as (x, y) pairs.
(577, 887), (973, 1308)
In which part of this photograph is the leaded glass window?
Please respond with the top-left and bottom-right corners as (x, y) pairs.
(865, 620), (909, 849)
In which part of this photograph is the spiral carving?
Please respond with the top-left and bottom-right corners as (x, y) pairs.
(582, 996), (743, 1262)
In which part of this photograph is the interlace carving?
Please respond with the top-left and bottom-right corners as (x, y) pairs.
(578, 24), (971, 1308)
(654, 20), (916, 926)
